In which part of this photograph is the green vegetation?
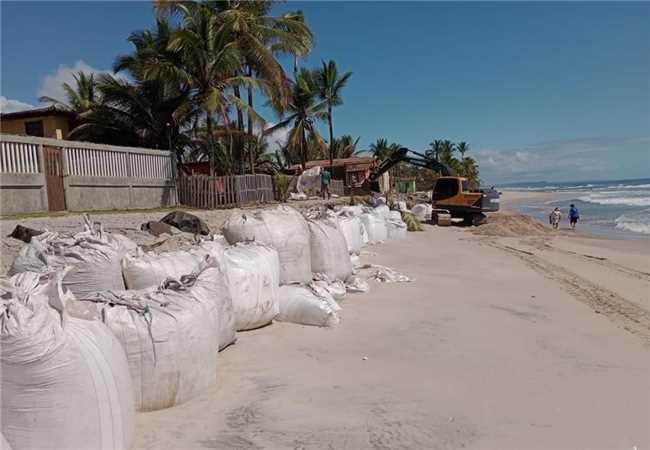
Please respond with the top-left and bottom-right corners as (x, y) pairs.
(401, 211), (423, 232)
(39, 0), (482, 183)
(274, 173), (291, 202)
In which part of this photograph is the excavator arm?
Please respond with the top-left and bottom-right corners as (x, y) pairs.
(365, 147), (456, 191)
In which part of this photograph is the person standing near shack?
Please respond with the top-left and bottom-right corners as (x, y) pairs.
(320, 168), (332, 200)
(569, 204), (580, 229)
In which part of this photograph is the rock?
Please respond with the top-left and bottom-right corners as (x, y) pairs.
(159, 211), (210, 235)
(7, 225), (44, 243)
(141, 221), (176, 237)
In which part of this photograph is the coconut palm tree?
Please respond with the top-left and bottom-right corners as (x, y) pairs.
(331, 135), (361, 159)
(70, 75), (198, 159)
(39, 71), (99, 115)
(439, 140), (456, 166)
(426, 139), (443, 161)
(456, 141), (469, 162)
(265, 68), (327, 169)
(370, 138), (400, 161)
(315, 59), (352, 168)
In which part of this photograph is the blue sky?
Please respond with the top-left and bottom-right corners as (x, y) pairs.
(1, 1), (648, 183)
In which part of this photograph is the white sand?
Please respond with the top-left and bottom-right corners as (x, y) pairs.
(133, 214), (650, 449)
(2, 195), (648, 448)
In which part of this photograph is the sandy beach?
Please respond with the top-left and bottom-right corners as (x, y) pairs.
(2, 193), (649, 449)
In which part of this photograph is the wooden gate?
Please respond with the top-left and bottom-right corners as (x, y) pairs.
(44, 146), (66, 211)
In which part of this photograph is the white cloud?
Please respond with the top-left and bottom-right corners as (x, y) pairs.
(0, 96), (36, 113)
(37, 60), (114, 103)
(473, 137), (647, 184)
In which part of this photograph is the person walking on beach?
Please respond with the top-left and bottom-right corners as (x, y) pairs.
(569, 204), (580, 229)
(320, 168), (332, 200)
(549, 207), (561, 229)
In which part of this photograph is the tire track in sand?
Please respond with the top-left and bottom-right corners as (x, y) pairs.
(487, 241), (650, 345)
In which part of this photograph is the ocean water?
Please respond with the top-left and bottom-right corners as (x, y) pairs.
(499, 178), (650, 239)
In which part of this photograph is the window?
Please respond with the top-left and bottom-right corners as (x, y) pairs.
(24, 120), (44, 137)
(433, 178), (459, 200)
(462, 180), (469, 192)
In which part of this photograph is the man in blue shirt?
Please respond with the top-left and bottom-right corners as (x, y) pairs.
(569, 204), (580, 229)
(320, 168), (332, 200)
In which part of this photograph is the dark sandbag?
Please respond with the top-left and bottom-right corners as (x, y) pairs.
(159, 211), (210, 235)
(141, 221), (175, 237)
(7, 225), (43, 243)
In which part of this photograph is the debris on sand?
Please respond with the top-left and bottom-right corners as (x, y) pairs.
(160, 211), (210, 235)
(7, 225), (44, 243)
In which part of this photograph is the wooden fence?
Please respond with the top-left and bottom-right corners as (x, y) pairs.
(178, 174), (274, 208)
(330, 179), (345, 197)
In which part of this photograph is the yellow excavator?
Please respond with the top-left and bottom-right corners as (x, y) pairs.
(365, 147), (500, 225)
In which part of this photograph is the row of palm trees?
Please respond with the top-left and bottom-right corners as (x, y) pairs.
(368, 138), (480, 184)
(41, 1), (353, 175)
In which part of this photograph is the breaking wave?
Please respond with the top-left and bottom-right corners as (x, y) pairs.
(615, 213), (650, 235)
(577, 195), (650, 207)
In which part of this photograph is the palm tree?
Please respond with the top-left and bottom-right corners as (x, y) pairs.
(459, 156), (480, 184)
(457, 141), (469, 162)
(370, 138), (400, 161)
(331, 135), (361, 159)
(426, 139), (443, 161)
(439, 140), (456, 165)
(70, 75), (198, 159)
(39, 71), (99, 115)
(165, 3), (264, 175)
(265, 68), (327, 169)
(315, 60), (352, 168)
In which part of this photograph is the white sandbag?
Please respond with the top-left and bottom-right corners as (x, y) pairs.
(224, 243), (280, 331)
(360, 221), (369, 245)
(373, 204), (390, 218)
(386, 217), (408, 240)
(296, 166), (322, 196)
(9, 219), (126, 299)
(346, 276), (370, 293)
(1, 433), (12, 450)
(78, 261), (232, 411)
(411, 203), (433, 221)
(1, 271), (134, 450)
(277, 284), (340, 327)
(371, 196), (386, 207)
(312, 279), (347, 302)
(121, 239), (227, 290)
(338, 205), (364, 217)
(387, 210), (403, 221)
(308, 219), (353, 281)
(336, 215), (364, 255)
(223, 206), (312, 284)
(396, 201), (408, 211)
(360, 213), (388, 242)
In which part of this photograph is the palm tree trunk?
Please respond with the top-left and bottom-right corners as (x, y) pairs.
(327, 105), (334, 170)
(301, 127), (307, 170)
(205, 111), (215, 176)
(233, 85), (245, 174)
(247, 66), (255, 175)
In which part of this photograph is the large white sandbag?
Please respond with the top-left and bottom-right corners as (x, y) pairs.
(9, 217), (126, 299)
(223, 206), (312, 284)
(373, 204), (390, 218)
(308, 219), (353, 281)
(337, 215), (364, 255)
(387, 210), (402, 221)
(360, 213), (388, 242)
(1, 433), (12, 450)
(411, 203), (433, 222)
(78, 261), (232, 411)
(1, 271), (134, 450)
(121, 239), (227, 290)
(224, 243), (280, 331)
(338, 205), (364, 217)
(386, 217), (408, 240)
(277, 284), (340, 327)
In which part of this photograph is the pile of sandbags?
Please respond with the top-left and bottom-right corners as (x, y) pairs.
(223, 206), (312, 284)
(277, 284), (341, 327)
(308, 218), (353, 281)
(122, 238), (227, 290)
(224, 243), (280, 331)
(1, 271), (134, 450)
(75, 260), (234, 411)
(9, 217), (131, 299)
